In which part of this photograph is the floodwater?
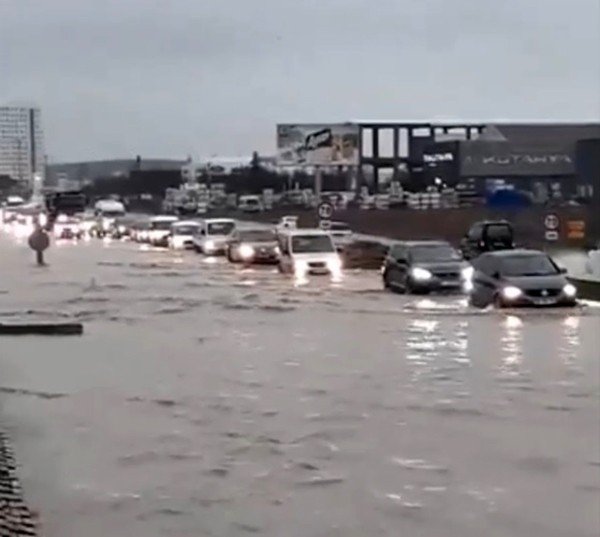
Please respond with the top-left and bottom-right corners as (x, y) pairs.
(0, 234), (599, 537)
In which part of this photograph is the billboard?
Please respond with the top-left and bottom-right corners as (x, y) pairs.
(277, 123), (360, 166)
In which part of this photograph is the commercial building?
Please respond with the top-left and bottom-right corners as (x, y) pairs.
(0, 105), (45, 186)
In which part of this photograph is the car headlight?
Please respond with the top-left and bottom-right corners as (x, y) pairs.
(274, 245), (281, 256)
(327, 257), (342, 272)
(294, 260), (308, 275)
(563, 283), (577, 298)
(461, 266), (474, 281)
(411, 267), (432, 281)
(118, 225), (126, 233)
(239, 244), (254, 259)
(502, 286), (522, 300)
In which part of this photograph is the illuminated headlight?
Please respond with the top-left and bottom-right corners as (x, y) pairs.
(54, 225), (64, 237)
(118, 225), (126, 233)
(57, 214), (68, 223)
(563, 283), (577, 298)
(38, 213), (48, 227)
(461, 266), (474, 281)
(502, 286), (522, 300)
(327, 256), (343, 275)
(294, 260), (308, 276)
(239, 244), (255, 260)
(411, 267), (433, 281)
(102, 219), (111, 230)
(204, 240), (216, 252)
(274, 245), (281, 256)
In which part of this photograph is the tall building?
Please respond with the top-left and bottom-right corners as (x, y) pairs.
(0, 105), (45, 186)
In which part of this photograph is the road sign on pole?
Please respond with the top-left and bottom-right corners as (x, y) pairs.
(317, 202), (334, 220)
(544, 213), (559, 231)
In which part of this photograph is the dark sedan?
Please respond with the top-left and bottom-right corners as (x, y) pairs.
(226, 228), (280, 264)
(382, 241), (472, 294)
(468, 249), (577, 308)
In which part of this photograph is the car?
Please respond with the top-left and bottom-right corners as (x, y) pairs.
(93, 199), (126, 237)
(382, 240), (471, 294)
(460, 220), (515, 260)
(109, 216), (138, 239)
(168, 220), (201, 250)
(53, 214), (83, 239)
(328, 221), (353, 250)
(238, 195), (263, 213)
(192, 218), (236, 255)
(276, 215), (299, 233)
(278, 229), (342, 280)
(227, 228), (279, 264)
(130, 220), (151, 243)
(467, 249), (577, 308)
(147, 215), (179, 246)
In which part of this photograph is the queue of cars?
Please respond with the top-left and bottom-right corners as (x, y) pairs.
(2, 197), (578, 309)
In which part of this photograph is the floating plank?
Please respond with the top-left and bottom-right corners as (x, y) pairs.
(0, 323), (83, 336)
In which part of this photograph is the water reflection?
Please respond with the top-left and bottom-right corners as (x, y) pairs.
(560, 315), (580, 368)
(405, 317), (470, 387)
(500, 315), (523, 374)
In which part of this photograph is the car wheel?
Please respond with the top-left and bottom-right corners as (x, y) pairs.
(493, 294), (506, 309)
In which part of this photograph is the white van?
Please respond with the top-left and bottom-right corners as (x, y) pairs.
(94, 199), (126, 235)
(148, 215), (179, 246)
(169, 220), (200, 250)
(278, 229), (342, 279)
(192, 218), (236, 255)
(238, 195), (263, 213)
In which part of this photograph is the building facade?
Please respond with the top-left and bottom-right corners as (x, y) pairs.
(0, 105), (45, 186)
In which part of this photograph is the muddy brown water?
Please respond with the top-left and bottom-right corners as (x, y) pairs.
(0, 234), (599, 537)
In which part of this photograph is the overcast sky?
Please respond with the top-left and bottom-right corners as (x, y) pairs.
(1, 0), (599, 162)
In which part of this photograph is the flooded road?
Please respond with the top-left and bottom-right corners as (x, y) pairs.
(1, 235), (599, 537)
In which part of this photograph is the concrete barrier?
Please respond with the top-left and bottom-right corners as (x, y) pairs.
(0, 323), (83, 336)
(0, 430), (37, 536)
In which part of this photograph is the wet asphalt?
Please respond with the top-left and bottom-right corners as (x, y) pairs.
(0, 234), (599, 537)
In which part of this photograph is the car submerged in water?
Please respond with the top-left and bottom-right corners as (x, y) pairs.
(382, 240), (472, 294)
(227, 228), (279, 264)
(278, 229), (342, 280)
(467, 249), (577, 308)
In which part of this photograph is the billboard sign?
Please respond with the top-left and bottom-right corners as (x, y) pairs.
(277, 123), (359, 166)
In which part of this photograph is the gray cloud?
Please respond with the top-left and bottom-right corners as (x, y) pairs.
(1, 0), (598, 161)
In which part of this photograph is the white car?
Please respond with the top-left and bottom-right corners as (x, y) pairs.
(328, 221), (353, 249)
(94, 199), (126, 236)
(278, 229), (342, 280)
(192, 218), (236, 255)
(238, 195), (263, 213)
(168, 220), (201, 250)
(148, 215), (179, 246)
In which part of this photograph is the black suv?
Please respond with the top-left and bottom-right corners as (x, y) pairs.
(460, 220), (514, 260)
(382, 240), (470, 294)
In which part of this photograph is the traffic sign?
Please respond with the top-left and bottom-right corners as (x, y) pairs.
(317, 201), (334, 220)
(319, 220), (332, 231)
(545, 230), (559, 241)
(544, 213), (559, 231)
(28, 229), (50, 252)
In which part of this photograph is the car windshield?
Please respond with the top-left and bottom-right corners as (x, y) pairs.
(173, 225), (199, 235)
(410, 245), (461, 262)
(486, 225), (512, 241)
(150, 220), (175, 230)
(500, 254), (559, 276)
(291, 235), (335, 253)
(102, 210), (125, 218)
(238, 230), (274, 242)
(207, 222), (235, 235)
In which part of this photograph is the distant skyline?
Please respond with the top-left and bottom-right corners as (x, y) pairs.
(2, 0), (599, 162)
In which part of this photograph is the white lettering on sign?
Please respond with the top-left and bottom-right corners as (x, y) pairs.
(423, 152), (454, 163)
(544, 214), (560, 230)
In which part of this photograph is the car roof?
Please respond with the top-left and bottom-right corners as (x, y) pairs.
(172, 220), (200, 226)
(473, 220), (511, 226)
(283, 229), (332, 237)
(394, 240), (453, 247)
(150, 215), (178, 221)
(485, 249), (545, 258)
(203, 218), (235, 223)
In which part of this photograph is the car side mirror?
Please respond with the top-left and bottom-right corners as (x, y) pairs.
(492, 271), (501, 280)
(559, 267), (568, 274)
